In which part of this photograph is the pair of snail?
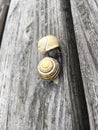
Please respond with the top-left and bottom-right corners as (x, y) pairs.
(37, 35), (60, 81)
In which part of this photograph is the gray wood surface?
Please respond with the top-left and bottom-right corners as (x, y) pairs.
(0, 0), (90, 130)
(0, 0), (72, 130)
(70, 0), (98, 130)
(0, 0), (10, 41)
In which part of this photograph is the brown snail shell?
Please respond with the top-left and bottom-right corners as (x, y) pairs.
(37, 57), (60, 80)
(38, 35), (59, 54)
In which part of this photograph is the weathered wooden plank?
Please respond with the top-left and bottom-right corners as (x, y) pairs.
(0, 0), (72, 130)
(0, 0), (10, 42)
(0, 0), (89, 130)
(70, 0), (98, 130)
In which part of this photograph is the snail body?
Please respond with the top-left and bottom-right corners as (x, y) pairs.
(37, 57), (60, 80)
(38, 35), (59, 54)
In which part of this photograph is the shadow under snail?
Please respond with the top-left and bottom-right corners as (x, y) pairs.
(37, 35), (61, 81)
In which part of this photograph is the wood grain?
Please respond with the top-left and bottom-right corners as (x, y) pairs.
(0, 0), (72, 130)
(0, 0), (90, 130)
(70, 0), (98, 129)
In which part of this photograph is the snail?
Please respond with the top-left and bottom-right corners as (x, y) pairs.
(38, 35), (59, 54)
(37, 57), (60, 80)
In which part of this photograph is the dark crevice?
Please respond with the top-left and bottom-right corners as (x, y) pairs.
(61, 0), (90, 130)
(0, 3), (11, 45)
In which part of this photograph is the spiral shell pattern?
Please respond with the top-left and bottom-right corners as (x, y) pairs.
(37, 57), (60, 80)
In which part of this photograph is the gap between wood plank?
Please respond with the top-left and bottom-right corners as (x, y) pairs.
(0, 0), (11, 45)
(63, 0), (90, 129)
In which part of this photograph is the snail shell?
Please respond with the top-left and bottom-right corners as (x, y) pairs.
(38, 35), (59, 54)
(37, 57), (60, 80)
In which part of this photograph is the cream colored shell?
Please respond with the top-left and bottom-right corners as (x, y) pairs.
(38, 35), (59, 54)
(37, 57), (60, 80)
